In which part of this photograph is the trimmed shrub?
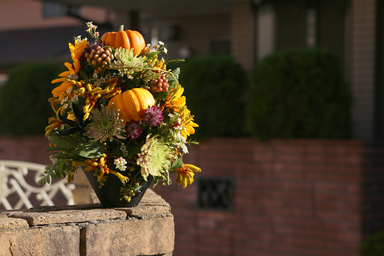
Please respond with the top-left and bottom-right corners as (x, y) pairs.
(245, 48), (353, 141)
(179, 55), (249, 139)
(361, 230), (384, 256)
(0, 62), (64, 136)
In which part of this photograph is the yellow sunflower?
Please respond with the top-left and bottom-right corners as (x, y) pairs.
(51, 39), (88, 99)
(69, 39), (88, 72)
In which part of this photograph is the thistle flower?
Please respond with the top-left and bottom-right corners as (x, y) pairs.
(126, 120), (142, 138)
(137, 135), (172, 181)
(84, 104), (126, 142)
(142, 105), (164, 127)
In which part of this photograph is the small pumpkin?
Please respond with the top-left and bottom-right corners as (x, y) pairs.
(101, 25), (146, 56)
(108, 88), (155, 122)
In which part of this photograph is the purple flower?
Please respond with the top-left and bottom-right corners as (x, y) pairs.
(142, 105), (164, 127)
(125, 120), (142, 139)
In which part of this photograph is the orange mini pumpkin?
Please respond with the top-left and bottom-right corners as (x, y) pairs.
(101, 25), (146, 56)
(108, 88), (155, 122)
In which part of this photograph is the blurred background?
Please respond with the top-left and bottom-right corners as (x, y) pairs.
(1, 0), (384, 255)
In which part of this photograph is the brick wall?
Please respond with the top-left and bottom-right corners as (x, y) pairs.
(0, 135), (51, 165)
(1, 136), (383, 255)
(154, 138), (384, 256)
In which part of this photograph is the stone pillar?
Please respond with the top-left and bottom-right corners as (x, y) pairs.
(0, 189), (174, 256)
(230, 0), (256, 70)
(349, 0), (377, 141)
(256, 3), (275, 62)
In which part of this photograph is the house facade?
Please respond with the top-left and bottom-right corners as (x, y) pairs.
(0, 0), (381, 141)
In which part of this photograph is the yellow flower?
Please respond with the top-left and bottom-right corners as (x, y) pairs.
(175, 164), (201, 188)
(44, 117), (63, 137)
(51, 39), (88, 99)
(51, 62), (75, 99)
(70, 39), (88, 73)
(72, 154), (129, 184)
(164, 84), (186, 112)
(179, 107), (199, 139)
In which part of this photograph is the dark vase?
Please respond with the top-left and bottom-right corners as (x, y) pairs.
(83, 168), (153, 208)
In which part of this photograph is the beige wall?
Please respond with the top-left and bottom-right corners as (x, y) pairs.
(159, 14), (230, 59)
(349, 0), (377, 141)
(231, 1), (255, 70)
(0, 0), (108, 31)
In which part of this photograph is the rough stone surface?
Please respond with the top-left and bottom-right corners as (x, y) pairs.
(0, 217), (29, 230)
(118, 189), (171, 218)
(9, 207), (127, 226)
(82, 216), (175, 256)
(0, 226), (79, 256)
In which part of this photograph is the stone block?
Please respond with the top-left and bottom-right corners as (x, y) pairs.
(0, 226), (79, 256)
(9, 207), (126, 226)
(0, 217), (28, 230)
(0, 188), (175, 256)
(118, 189), (171, 218)
(82, 215), (175, 256)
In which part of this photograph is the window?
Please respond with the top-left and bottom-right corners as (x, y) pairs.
(43, 1), (81, 18)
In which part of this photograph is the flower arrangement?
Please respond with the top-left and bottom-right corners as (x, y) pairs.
(40, 22), (201, 204)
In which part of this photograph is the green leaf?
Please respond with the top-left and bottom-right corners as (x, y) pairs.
(59, 159), (66, 177)
(38, 175), (51, 185)
(38, 164), (64, 184)
(52, 152), (81, 160)
(71, 142), (105, 158)
(47, 134), (77, 148)
(153, 176), (161, 188)
(146, 51), (159, 59)
(170, 157), (183, 170)
(44, 146), (76, 152)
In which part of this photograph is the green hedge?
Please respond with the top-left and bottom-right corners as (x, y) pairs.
(361, 230), (384, 256)
(0, 62), (64, 136)
(179, 55), (249, 139)
(245, 48), (353, 141)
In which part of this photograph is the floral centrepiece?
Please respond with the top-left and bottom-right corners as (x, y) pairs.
(40, 22), (201, 204)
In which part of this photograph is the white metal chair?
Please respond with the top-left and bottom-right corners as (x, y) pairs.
(0, 160), (75, 210)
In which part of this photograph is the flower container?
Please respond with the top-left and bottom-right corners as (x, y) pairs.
(83, 167), (153, 207)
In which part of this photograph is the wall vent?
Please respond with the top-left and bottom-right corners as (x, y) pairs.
(198, 177), (234, 211)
